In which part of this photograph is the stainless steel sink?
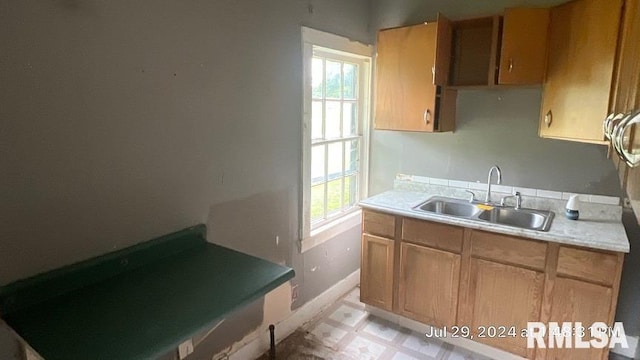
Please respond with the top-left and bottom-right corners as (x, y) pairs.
(413, 196), (554, 232)
(477, 207), (554, 232)
(416, 197), (484, 217)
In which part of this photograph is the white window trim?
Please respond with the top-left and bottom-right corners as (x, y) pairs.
(300, 27), (373, 253)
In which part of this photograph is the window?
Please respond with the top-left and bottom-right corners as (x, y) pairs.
(301, 27), (372, 250)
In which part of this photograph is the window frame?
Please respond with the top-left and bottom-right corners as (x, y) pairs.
(300, 27), (372, 252)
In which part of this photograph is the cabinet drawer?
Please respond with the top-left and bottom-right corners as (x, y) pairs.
(557, 247), (619, 286)
(362, 210), (395, 238)
(470, 230), (547, 271)
(402, 218), (463, 253)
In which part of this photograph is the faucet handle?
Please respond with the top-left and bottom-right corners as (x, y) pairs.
(465, 190), (476, 203)
(500, 191), (523, 208)
(500, 195), (513, 207)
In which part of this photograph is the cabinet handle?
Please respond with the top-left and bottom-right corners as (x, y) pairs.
(604, 113), (625, 140)
(614, 112), (640, 167)
(508, 58), (513, 73)
(544, 110), (553, 127)
(431, 66), (435, 84)
(423, 109), (431, 124)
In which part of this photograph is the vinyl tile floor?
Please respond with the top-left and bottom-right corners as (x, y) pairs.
(258, 287), (494, 360)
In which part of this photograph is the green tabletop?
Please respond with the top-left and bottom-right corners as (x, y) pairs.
(0, 225), (294, 360)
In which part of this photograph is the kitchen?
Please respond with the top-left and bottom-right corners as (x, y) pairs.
(1, 0), (639, 359)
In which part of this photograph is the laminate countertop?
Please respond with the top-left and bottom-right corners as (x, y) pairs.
(359, 189), (630, 253)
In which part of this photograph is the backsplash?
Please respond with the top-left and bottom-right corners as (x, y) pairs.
(394, 173), (620, 206)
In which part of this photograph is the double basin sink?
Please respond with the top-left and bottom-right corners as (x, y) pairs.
(414, 196), (554, 232)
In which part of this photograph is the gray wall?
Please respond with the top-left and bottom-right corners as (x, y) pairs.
(0, 0), (369, 358)
(370, 89), (623, 196)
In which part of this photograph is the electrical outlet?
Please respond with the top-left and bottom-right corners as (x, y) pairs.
(178, 339), (194, 359)
(291, 284), (299, 303)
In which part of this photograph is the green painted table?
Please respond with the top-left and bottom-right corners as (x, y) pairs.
(0, 225), (294, 360)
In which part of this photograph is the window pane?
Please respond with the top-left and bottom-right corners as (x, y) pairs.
(312, 58), (323, 99)
(325, 101), (341, 139)
(344, 175), (357, 207)
(345, 139), (359, 175)
(326, 179), (343, 214)
(325, 60), (342, 99)
(327, 142), (343, 179)
(311, 145), (325, 184)
(343, 63), (357, 100)
(311, 183), (325, 222)
(312, 100), (323, 140)
(343, 102), (357, 136)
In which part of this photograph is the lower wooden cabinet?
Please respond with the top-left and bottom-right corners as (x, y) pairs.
(359, 210), (624, 359)
(398, 242), (460, 328)
(465, 258), (544, 358)
(360, 234), (394, 311)
(544, 278), (613, 360)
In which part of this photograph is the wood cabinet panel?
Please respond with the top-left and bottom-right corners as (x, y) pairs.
(612, 0), (640, 224)
(362, 210), (395, 238)
(402, 218), (463, 253)
(361, 210), (624, 359)
(374, 17), (456, 132)
(360, 234), (394, 311)
(450, 17), (496, 86)
(467, 259), (544, 358)
(540, 0), (622, 143)
(611, 0), (640, 114)
(375, 24), (436, 131)
(470, 230), (547, 270)
(545, 277), (612, 360)
(557, 247), (619, 286)
(398, 243), (460, 328)
(498, 8), (549, 85)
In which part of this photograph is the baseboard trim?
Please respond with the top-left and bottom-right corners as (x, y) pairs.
(213, 269), (360, 360)
(365, 305), (526, 360)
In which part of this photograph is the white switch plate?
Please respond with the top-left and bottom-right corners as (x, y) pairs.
(178, 339), (194, 359)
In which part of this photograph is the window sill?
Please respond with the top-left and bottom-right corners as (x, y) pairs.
(300, 209), (362, 253)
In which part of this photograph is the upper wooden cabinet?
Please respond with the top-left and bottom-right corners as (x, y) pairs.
(539, 0), (623, 143)
(611, 0), (640, 224)
(449, 16), (500, 86)
(498, 8), (550, 85)
(374, 16), (457, 132)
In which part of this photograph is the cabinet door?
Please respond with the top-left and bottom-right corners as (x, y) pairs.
(466, 259), (544, 358)
(544, 277), (612, 360)
(360, 234), (394, 311)
(375, 18), (453, 132)
(398, 243), (460, 328)
(498, 8), (549, 85)
(540, 0), (622, 143)
(612, 0), (640, 223)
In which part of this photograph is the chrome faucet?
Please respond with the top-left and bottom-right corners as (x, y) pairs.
(485, 165), (502, 204)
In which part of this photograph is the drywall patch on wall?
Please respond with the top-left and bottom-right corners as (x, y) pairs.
(301, 226), (361, 305)
(172, 298), (264, 360)
(206, 188), (294, 265)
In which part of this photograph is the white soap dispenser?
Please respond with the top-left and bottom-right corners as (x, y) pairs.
(565, 195), (580, 220)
